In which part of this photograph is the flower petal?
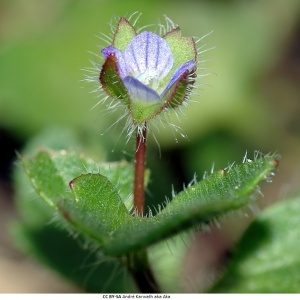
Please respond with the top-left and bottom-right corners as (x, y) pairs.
(123, 76), (160, 103)
(124, 31), (173, 79)
(161, 60), (196, 96)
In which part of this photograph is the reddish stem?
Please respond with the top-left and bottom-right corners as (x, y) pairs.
(133, 126), (147, 216)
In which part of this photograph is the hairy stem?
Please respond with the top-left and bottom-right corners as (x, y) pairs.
(128, 250), (161, 293)
(133, 125), (147, 216)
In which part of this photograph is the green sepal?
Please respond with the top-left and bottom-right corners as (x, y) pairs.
(129, 70), (193, 124)
(113, 17), (136, 51)
(99, 54), (130, 105)
(160, 69), (193, 109)
(129, 101), (162, 125)
(163, 28), (197, 87)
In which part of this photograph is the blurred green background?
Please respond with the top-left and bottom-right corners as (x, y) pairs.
(1, 0), (300, 293)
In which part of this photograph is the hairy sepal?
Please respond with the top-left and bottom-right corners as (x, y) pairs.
(113, 17), (136, 51)
(129, 70), (193, 125)
(99, 54), (130, 106)
(163, 27), (197, 88)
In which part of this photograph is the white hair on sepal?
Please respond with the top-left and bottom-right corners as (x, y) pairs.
(155, 15), (178, 36)
(164, 15), (177, 31)
(127, 11), (142, 26)
(195, 30), (215, 55)
(108, 15), (119, 36)
(97, 32), (113, 45)
(127, 13), (154, 34)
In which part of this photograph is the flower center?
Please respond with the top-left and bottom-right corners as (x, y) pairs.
(135, 68), (161, 91)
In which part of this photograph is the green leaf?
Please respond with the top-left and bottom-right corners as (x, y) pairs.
(99, 161), (150, 210)
(58, 173), (131, 246)
(22, 150), (72, 208)
(20, 149), (136, 252)
(103, 154), (279, 256)
(21, 150), (137, 209)
(15, 145), (137, 292)
(210, 197), (300, 293)
(22, 150), (278, 258)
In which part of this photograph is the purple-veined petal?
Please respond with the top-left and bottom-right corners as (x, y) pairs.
(101, 46), (127, 78)
(161, 60), (196, 96)
(124, 31), (173, 80)
(123, 76), (160, 103)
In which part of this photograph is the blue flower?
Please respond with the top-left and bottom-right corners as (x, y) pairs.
(101, 31), (196, 104)
(99, 16), (197, 125)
